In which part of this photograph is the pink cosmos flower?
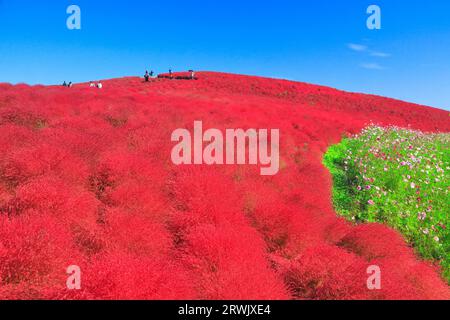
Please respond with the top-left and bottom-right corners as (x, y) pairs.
(418, 212), (426, 221)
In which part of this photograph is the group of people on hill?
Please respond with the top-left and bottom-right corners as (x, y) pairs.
(145, 69), (196, 81)
(144, 70), (155, 82)
(63, 68), (196, 88)
(89, 81), (103, 89)
(62, 81), (103, 89)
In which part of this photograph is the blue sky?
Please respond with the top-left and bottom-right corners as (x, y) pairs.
(0, 0), (449, 110)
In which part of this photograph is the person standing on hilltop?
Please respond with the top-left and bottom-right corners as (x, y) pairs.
(144, 71), (149, 82)
(190, 70), (195, 80)
(97, 82), (103, 89)
(169, 69), (173, 79)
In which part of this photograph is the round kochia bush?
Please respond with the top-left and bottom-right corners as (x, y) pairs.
(324, 126), (449, 282)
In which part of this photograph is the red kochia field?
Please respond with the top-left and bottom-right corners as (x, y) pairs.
(0, 72), (448, 300)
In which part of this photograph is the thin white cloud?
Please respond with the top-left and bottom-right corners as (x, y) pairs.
(348, 42), (390, 70)
(348, 43), (368, 52)
(360, 63), (385, 70)
(370, 51), (391, 58)
(348, 42), (391, 58)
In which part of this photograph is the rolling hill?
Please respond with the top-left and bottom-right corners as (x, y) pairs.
(0, 72), (448, 300)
